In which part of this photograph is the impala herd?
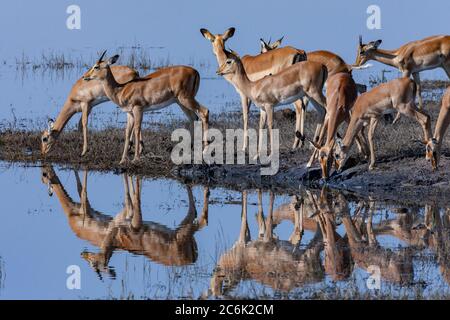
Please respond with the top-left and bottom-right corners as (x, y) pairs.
(40, 29), (450, 179)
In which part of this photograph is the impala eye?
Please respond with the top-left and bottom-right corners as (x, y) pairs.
(94, 65), (100, 70)
(226, 60), (232, 64)
(42, 137), (48, 143)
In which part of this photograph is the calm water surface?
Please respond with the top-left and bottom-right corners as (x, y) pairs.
(0, 162), (448, 299)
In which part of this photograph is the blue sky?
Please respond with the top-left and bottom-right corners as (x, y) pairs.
(0, 0), (448, 64)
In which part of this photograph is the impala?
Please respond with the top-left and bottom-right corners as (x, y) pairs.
(200, 27), (310, 150)
(41, 65), (139, 156)
(216, 52), (327, 160)
(334, 77), (432, 171)
(426, 86), (450, 170)
(355, 35), (450, 109)
(83, 51), (209, 164)
(309, 72), (370, 178)
(41, 165), (209, 276)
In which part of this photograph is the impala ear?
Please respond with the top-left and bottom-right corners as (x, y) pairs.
(222, 27), (235, 41)
(271, 36), (284, 49)
(47, 118), (54, 134)
(374, 39), (382, 48)
(200, 28), (215, 42)
(107, 55), (119, 65)
(228, 48), (240, 58)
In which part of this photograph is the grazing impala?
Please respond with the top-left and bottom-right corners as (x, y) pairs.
(83, 51), (209, 164)
(334, 77), (433, 171)
(200, 28), (310, 150)
(41, 65), (139, 156)
(309, 72), (370, 178)
(216, 52), (327, 159)
(355, 35), (450, 109)
(426, 86), (450, 170)
(41, 166), (209, 277)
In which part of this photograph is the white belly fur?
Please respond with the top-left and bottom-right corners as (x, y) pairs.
(143, 98), (177, 113)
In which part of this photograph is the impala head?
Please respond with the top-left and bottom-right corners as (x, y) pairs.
(81, 251), (116, 280)
(41, 165), (57, 196)
(216, 53), (241, 76)
(333, 138), (350, 172)
(41, 118), (57, 155)
(83, 50), (119, 82)
(355, 35), (382, 66)
(425, 138), (440, 171)
(200, 27), (235, 57)
(318, 146), (336, 180)
(260, 36), (284, 53)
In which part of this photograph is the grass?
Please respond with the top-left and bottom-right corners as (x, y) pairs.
(13, 46), (211, 73)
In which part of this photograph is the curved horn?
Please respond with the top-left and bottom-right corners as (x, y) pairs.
(359, 35), (363, 46)
(98, 50), (107, 62)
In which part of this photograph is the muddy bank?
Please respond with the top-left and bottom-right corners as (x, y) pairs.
(1, 102), (449, 206)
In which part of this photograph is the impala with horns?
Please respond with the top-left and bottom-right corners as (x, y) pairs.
(355, 35), (450, 109)
(83, 51), (209, 164)
(426, 86), (450, 170)
(216, 51), (327, 160)
(334, 77), (433, 171)
(309, 72), (370, 179)
(41, 65), (139, 156)
(200, 27), (310, 150)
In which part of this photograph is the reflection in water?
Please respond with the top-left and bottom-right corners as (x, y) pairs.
(210, 188), (449, 297)
(38, 166), (450, 298)
(41, 166), (209, 279)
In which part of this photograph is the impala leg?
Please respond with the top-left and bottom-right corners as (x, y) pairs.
(264, 191), (275, 242)
(412, 73), (424, 110)
(255, 109), (267, 161)
(368, 117), (379, 170)
(178, 97), (209, 149)
(239, 191), (250, 244)
(120, 113), (134, 165)
(132, 107), (143, 162)
(240, 94), (251, 151)
(307, 114), (329, 168)
(308, 91), (327, 145)
(256, 189), (266, 239)
(293, 99), (306, 149)
(399, 102), (432, 142)
(180, 106), (199, 143)
(80, 102), (91, 157)
(266, 106), (274, 157)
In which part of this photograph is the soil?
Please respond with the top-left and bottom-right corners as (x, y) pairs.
(1, 98), (449, 206)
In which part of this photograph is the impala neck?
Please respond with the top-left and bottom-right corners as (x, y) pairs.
(101, 67), (122, 105)
(370, 48), (399, 68)
(342, 116), (363, 150)
(51, 99), (79, 136)
(229, 60), (253, 99)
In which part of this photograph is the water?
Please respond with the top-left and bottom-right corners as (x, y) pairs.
(0, 47), (447, 133)
(0, 162), (448, 299)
